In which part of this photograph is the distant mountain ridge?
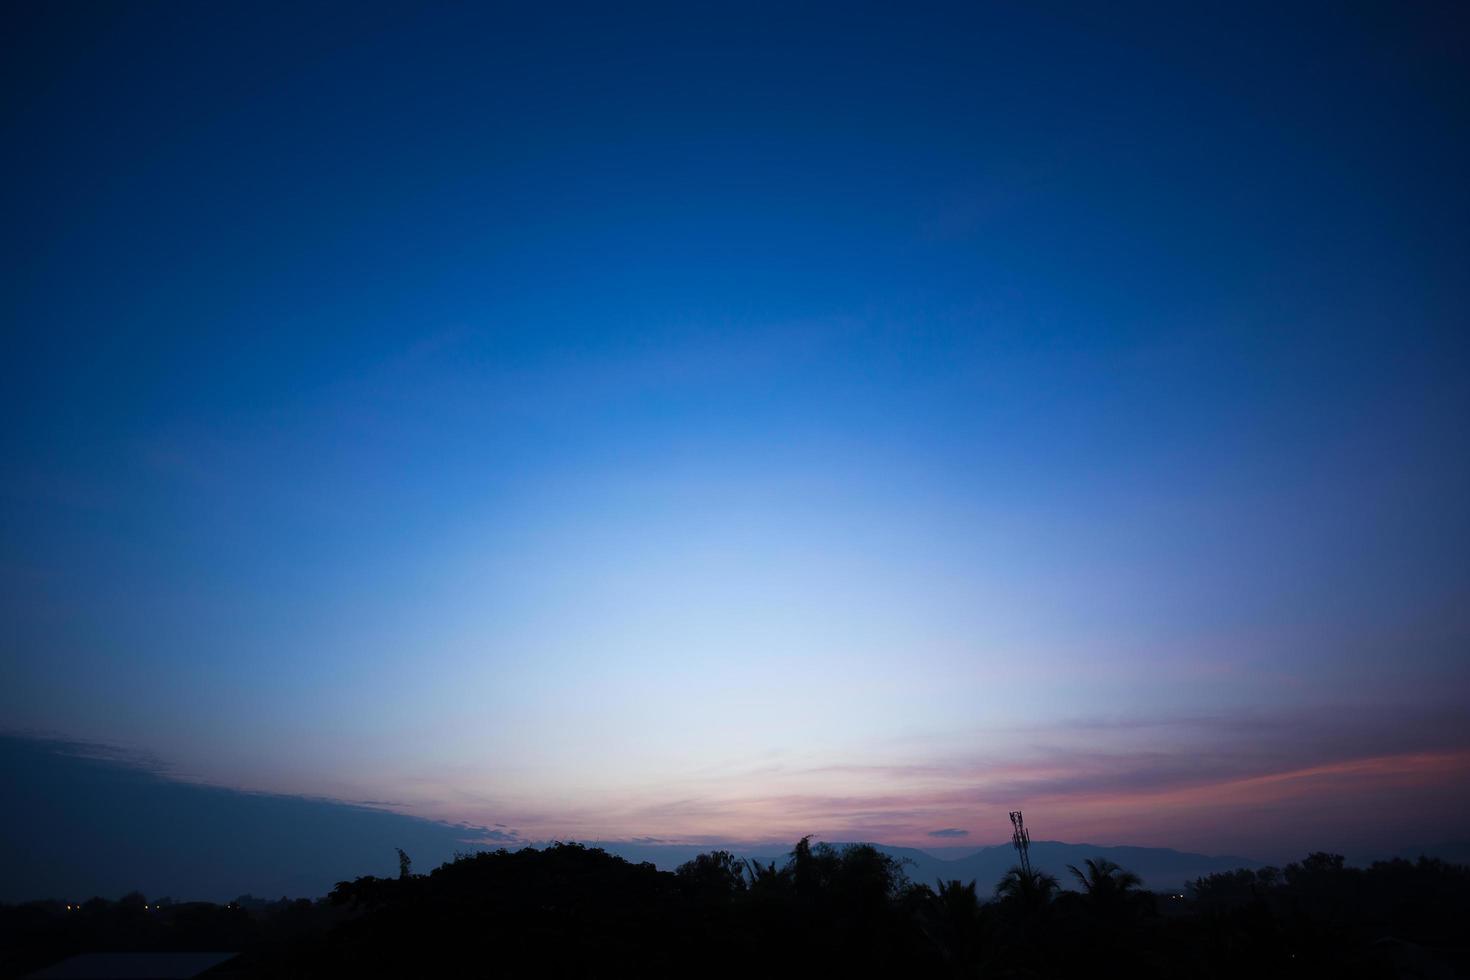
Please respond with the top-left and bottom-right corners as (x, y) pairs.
(876, 840), (1260, 892)
(584, 839), (1262, 892)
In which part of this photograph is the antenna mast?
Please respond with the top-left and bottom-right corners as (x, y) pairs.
(1009, 810), (1032, 876)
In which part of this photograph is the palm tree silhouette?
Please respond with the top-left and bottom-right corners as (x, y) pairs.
(995, 865), (1059, 907)
(1066, 857), (1142, 900)
(924, 879), (986, 969)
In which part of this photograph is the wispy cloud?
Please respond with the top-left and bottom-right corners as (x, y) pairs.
(453, 703), (1470, 857)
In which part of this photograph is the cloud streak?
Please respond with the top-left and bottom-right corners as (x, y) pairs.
(448, 703), (1470, 859)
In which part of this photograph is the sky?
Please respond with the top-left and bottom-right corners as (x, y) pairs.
(3, 2), (1468, 865)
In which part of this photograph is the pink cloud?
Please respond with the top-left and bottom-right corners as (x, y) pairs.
(434, 704), (1470, 858)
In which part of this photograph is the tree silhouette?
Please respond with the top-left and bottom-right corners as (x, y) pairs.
(9, 837), (1470, 979)
(1067, 857), (1143, 903)
(743, 857), (787, 891)
(995, 864), (1059, 907)
(675, 850), (747, 901)
(920, 878), (987, 972)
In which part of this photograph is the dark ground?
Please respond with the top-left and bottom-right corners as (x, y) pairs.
(4, 842), (1468, 978)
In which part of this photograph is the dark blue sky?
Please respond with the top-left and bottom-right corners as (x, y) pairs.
(3, 3), (1468, 856)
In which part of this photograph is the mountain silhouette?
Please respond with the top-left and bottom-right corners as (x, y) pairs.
(583, 839), (1258, 892)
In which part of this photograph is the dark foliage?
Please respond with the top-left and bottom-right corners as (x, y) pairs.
(3, 846), (1468, 978)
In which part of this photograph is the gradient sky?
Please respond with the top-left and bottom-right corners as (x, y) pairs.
(4, 2), (1468, 862)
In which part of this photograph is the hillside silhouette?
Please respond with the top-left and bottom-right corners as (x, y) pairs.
(5, 839), (1467, 978)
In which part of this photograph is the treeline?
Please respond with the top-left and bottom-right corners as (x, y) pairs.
(3, 841), (1468, 978)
